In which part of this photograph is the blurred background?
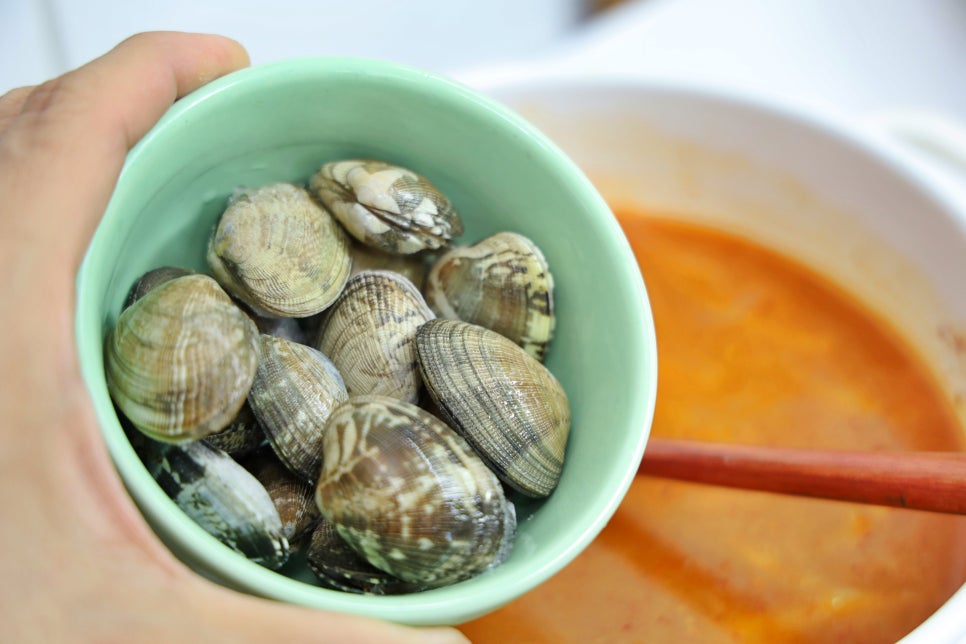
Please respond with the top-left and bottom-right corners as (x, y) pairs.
(3, 0), (966, 162)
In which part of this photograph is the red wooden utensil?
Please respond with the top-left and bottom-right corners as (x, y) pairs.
(638, 438), (966, 514)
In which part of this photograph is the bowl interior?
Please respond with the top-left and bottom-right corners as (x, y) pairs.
(74, 59), (656, 625)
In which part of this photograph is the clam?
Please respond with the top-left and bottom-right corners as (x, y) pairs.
(349, 239), (429, 290)
(315, 395), (516, 589)
(306, 517), (425, 595)
(415, 319), (570, 498)
(242, 448), (321, 546)
(203, 402), (265, 456)
(245, 307), (311, 345)
(105, 274), (259, 443)
(309, 160), (463, 254)
(207, 182), (352, 318)
(315, 270), (434, 404)
(124, 266), (194, 309)
(130, 430), (289, 569)
(248, 334), (348, 483)
(424, 231), (555, 361)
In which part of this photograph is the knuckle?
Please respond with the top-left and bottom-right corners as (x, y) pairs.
(0, 85), (37, 130)
(21, 77), (72, 115)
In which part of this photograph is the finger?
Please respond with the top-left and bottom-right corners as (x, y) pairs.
(18, 31), (249, 152)
(0, 31), (249, 266)
(0, 32), (250, 450)
(0, 85), (35, 134)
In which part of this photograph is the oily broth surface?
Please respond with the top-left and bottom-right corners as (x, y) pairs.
(460, 213), (966, 643)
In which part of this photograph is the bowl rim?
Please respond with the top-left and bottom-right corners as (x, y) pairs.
(74, 56), (657, 626)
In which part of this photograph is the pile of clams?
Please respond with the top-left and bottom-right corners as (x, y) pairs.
(105, 159), (570, 593)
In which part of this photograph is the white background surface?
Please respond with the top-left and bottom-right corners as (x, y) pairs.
(552, 0), (966, 122)
(2, 0), (965, 130)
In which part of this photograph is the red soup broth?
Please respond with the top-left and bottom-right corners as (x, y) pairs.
(460, 211), (966, 643)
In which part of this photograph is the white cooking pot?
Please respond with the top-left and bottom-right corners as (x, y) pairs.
(463, 42), (966, 644)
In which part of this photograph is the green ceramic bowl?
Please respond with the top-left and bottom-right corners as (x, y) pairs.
(74, 57), (656, 626)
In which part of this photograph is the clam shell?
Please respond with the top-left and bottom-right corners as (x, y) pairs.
(124, 266), (194, 309)
(306, 517), (424, 595)
(207, 182), (352, 318)
(309, 160), (463, 254)
(105, 274), (259, 443)
(242, 448), (320, 546)
(415, 319), (571, 498)
(130, 430), (289, 569)
(315, 270), (434, 404)
(315, 395), (516, 588)
(248, 334), (348, 483)
(245, 307), (311, 345)
(203, 401), (265, 456)
(349, 239), (428, 290)
(424, 231), (555, 362)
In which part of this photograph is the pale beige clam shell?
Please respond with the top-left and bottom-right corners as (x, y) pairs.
(424, 231), (555, 362)
(248, 334), (348, 483)
(315, 395), (516, 589)
(105, 274), (259, 443)
(415, 318), (571, 498)
(315, 270), (434, 404)
(207, 182), (352, 318)
(309, 159), (463, 255)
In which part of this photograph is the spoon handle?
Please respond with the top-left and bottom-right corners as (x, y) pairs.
(638, 438), (966, 515)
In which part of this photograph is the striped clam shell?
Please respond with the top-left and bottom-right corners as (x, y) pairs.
(315, 395), (516, 589)
(309, 159), (463, 255)
(415, 319), (571, 498)
(207, 182), (352, 318)
(424, 231), (555, 362)
(315, 270), (434, 404)
(248, 334), (348, 483)
(202, 401), (265, 456)
(105, 274), (259, 443)
(130, 431), (289, 569)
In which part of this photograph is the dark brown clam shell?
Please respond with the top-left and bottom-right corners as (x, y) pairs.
(306, 518), (424, 595)
(242, 448), (321, 546)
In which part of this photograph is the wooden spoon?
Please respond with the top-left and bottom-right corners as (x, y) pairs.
(638, 438), (966, 515)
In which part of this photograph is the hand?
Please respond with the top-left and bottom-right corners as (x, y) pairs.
(0, 32), (466, 643)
